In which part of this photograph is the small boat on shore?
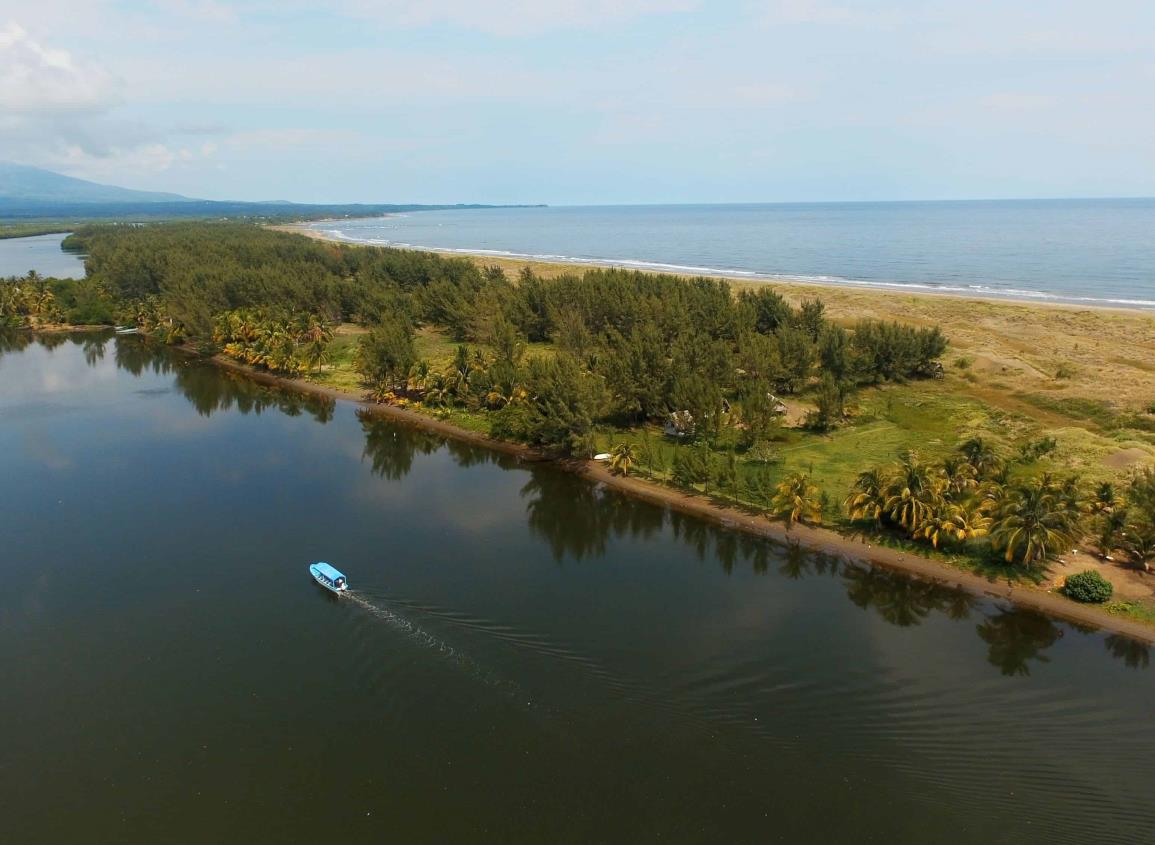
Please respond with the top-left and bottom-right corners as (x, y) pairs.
(309, 562), (349, 594)
(114, 325), (138, 335)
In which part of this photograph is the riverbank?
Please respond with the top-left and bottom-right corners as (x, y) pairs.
(196, 343), (1155, 644)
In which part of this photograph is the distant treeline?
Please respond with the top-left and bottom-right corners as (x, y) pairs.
(0, 223), (75, 240)
(60, 222), (946, 455)
(0, 200), (543, 221)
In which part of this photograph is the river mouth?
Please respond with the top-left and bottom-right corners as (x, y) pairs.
(2, 331), (1152, 845)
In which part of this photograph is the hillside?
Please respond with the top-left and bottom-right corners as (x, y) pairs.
(0, 162), (194, 204)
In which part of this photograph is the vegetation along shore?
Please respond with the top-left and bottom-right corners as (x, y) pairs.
(5, 220), (1155, 638)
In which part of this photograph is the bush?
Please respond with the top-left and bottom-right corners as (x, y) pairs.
(1063, 570), (1114, 604)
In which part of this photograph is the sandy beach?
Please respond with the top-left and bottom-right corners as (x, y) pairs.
(275, 222), (1155, 413)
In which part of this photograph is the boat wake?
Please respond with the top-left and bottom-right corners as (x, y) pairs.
(342, 591), (537, 708)
(343, 591), (467, 660)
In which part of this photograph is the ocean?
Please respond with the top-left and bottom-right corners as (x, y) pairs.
(310, 199), (1155, 309)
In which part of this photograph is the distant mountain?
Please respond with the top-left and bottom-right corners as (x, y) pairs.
(0, 162), (194, 205)
(0, 161), (545, 221)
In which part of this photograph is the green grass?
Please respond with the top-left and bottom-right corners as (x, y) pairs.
(1103, 600), (1155, 627)
(415, 327), (460, 369)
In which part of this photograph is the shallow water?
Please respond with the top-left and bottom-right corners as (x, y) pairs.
(1, 333), (1153, 844)
(0, 233), (86, 279)
(315, 200), (1155, 309)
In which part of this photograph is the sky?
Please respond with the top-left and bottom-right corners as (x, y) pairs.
(1, 0), (1153, 205)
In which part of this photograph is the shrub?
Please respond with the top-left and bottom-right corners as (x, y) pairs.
(953, 355), (974, 370)
(1054, 362), (1077, 380)
(1063, 570), (1114, 604)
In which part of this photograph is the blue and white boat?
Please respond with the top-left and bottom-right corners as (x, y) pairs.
(309, 562), (349, 594)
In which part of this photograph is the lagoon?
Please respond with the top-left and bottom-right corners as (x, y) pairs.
(1, 333), (1153, 845)
(0, 233), (86, 279)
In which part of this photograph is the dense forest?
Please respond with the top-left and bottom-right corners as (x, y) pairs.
(5, 221), (1153, 582)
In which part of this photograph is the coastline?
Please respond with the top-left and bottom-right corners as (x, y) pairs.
(198, 345), (1155, 644)
(274, 222), (1155, 317)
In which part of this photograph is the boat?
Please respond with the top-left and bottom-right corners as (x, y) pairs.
(114, 325), (138, 335)
(309, 562), (349, 594)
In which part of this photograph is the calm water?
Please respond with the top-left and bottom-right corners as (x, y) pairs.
(2, 333), (1154, 845)
(314, 200), (1155, 309)
(0, 233), (86, 279)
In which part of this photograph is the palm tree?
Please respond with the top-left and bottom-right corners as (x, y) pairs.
(989, 481), (1078, 567)
(942, 456), (978, 496)
(918, 502), (991, 549)
(882, 451), (943, 536)
(1090, 481), (1120, 516)
(1125, 519), (1155, 572)
(959, 436), (1002, 479)
(407, 360), (432, 394)
(1095, 506), (1129, 559)
(609, 442), (637, 476)
(845, 468), (886, 524)
(771, 473), (823, 527)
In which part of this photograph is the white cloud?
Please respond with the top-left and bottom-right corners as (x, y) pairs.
(0, 22), (118, 112)
(0, 22), (213, 182)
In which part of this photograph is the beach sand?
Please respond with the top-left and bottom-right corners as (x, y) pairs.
(274, 222), (1155, 413)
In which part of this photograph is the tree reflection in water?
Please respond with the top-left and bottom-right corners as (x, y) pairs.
(843, 563), (977, 628)
(12, 329), (1144, 678)
(976, 607), (1063, 676)
(0, 330), (34, 357)
(522, 471), (667, 562)
(82, 334), (107, 366)
(169, 363), (335, 421)
(358, 412), (443, 480)
(1105, 634), (1151, 670)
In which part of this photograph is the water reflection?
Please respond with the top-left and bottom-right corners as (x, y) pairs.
(514, 466), (1152, 675)
(113, 337), (336, 422)
(1105, 634), (1150, 669)
(358, 410), (443, 479)
(975, 608), (1064, 676)
(520, 471), (667, 561)
(7, 330), (1149, 678)
(844, 564), (978, 627)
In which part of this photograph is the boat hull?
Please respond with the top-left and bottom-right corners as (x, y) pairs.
(308, 563), (348, 594)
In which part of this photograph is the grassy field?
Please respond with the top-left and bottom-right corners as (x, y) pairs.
(311, 320), (1155, 512)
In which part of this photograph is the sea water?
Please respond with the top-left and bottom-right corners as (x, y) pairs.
(313, 199), (1155, 309)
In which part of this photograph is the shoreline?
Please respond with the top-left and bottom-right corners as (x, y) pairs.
(275, 222), (1155, 318)
(196, 345), (1155, 644)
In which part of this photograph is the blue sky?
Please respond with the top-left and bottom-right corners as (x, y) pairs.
(1, 1), (1153, 204)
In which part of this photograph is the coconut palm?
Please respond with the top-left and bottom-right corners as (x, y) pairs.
(1125, 519), (1155, 572)
(989, 481), (1079, 567)
(959, 436), (1002, 479)
(882, 451), (944, 536)
(845, 468), (887, 524)
(609, 442), (637, 476)
(941, 456), (978, 496)
(1089, 481), (1120, 516)
(771, 473), (823, 527)
(918, 502), (991, 549)
(1095, 506), (1129, 559)
(407, 360), (432, 394)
